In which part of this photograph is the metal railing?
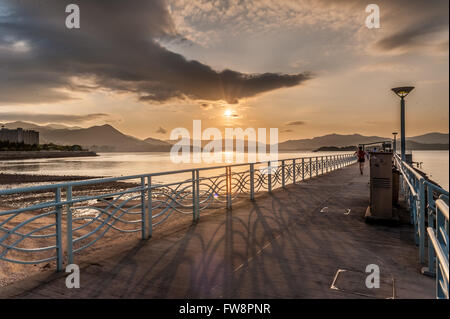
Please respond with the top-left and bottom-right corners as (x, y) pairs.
(427, 198), (449, 299)
(394, 153), (449, 299)
(0, 154), (356, 271)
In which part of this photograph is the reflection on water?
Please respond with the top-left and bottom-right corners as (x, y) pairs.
(411, 151), (449, 191)
(0, 151), (344, 176)
(1, 151), (448, 190)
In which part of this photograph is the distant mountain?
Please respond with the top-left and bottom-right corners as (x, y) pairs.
(408, 132), (449, 144)
(313, 146), (358, 152)
(405, 141), (448, 150)
(164, 138), (267, 151)
(278, 134), (386, 151)
(45, 124), (83, 130)
(2, 122), (447, 152)
(1, 121), (81, 131)
(144, 137), (173, 147)
(44, 125), (172, 152)
(1, 122), (172, 152)
(278, 133), (449, 151)
(1, 121), (44, 130)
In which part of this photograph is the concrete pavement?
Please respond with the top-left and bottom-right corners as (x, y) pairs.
(1, 163), (434, 298)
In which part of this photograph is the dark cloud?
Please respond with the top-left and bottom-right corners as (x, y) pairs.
(318, 0), (448, 52)
(0, 0), (310, 105)
(286, 121), (305, 126)
(375, 9), (448, 51)
(373, 0), (449, 52)
(0, 112), (112, 123)
(155, 126), (167, 134)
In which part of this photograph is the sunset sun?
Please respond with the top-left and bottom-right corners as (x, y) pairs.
(224, 109), (233, 117)
(0, 0), (447, 302)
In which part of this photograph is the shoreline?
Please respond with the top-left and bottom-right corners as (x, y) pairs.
(0, 173), (102, 185)
(0, 151), (97, 160)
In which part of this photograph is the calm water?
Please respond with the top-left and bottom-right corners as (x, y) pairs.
(0, 151), (348, 187)
(0, 151), (448, 190)
(411, 151), (449, 191)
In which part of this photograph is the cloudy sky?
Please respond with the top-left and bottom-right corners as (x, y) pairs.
(0, 0), (448, 140)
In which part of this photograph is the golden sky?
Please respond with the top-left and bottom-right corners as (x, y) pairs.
(0, 0), (448, 140)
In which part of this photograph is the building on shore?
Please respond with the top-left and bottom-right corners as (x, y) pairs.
(0, 127), (40, 145)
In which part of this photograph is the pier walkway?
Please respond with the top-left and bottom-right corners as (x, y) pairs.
(1, 163), (434, 298)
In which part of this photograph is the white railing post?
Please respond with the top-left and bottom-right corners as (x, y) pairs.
(66, 186), (73, 265)
(192, 170), (198, 220)
(196, 169), (200, 218)
(321, 156), (324, 175)
(226, 167), (232, 209)
(250, 163), (255, 200)
(315, 157), (319, 177)
(292, 159), (296, 184)
(55, 187), (63, 271)
(428, 187), (436, 274)
(141, 177), (147, 239)
(147, 175), (152, 238)
(309, 158), (312, 179)
(302, 158), (305, 181)
(419, 180), (425, 264)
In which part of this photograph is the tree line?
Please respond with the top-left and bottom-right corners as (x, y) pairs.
(0, 141), (85, 152)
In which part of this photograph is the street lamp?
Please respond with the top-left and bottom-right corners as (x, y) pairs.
(392, 86), (414, 161)
(392, 132), (398, 154)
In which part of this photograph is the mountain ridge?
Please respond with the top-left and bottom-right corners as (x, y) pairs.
(1, 121), (448, 152)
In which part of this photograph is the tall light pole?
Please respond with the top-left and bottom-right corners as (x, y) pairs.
(392, 132), (398, 154)
(392, 86), (414, 161)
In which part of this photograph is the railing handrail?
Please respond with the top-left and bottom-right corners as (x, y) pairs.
(0, 153), (355, 195)
(394, 153), (424, 182)
(394, 154), (421, 198)
(395, 153), (448, 194)
(425, 180), (449, 197)
(436, 199), (449, 221)
(427, 227), (449, 282)
(429, 198), (449, 299)
(395, 153), (449, 299)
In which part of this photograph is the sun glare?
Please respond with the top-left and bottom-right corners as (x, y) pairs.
(224, 109), (233, 117)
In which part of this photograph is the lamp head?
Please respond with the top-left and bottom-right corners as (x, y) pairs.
(392, 86), (414, 98)
(392, 132), (398, 136)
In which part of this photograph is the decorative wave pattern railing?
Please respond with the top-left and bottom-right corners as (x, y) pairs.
(394, 154), (449, 299)
(0, 154), (355, 271)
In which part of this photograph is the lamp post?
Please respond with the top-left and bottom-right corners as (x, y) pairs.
(392, 132), (398, 154)
(392, 87), (414, 161)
